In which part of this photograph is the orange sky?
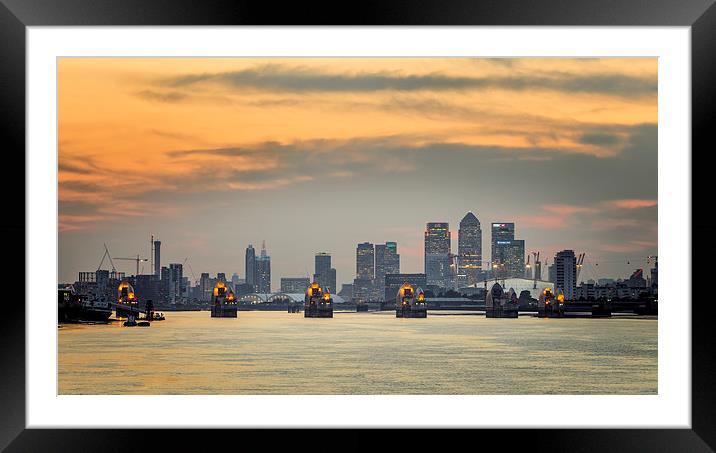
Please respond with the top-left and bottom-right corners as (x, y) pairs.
(58, 58), (657, 284)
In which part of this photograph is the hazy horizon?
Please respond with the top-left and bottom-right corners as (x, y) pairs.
(58, 57), (658, 287)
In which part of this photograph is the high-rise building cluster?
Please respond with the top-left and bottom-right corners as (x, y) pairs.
(314, 252), (337, 294)
(65, 214), (657, 306)
(245, 241), (271, 293)
(490, 222), (526, 280)
(352, 241), (400, 303)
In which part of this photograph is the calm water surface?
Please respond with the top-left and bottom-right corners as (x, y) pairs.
(58, 310), (657, 394)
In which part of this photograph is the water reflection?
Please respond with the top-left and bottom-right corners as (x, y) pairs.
(58, 311), (657, 395)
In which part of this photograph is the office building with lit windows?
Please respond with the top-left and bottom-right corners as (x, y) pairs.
(425, 222), (451, 288)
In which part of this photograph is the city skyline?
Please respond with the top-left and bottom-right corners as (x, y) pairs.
(58, 58), (657, 286)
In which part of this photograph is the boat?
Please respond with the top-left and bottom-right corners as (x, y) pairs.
(137, 321), (151, 327)
(210, 281), (238, 318)
(304, 282), (333, 318)
(116, 280), (140, 319)
(58, 287), (113, 322)
(395, 283), (427, 318)
(537, 287), (564, 318)
(485, 282), (519, 318)
(152, 312), (166, 321)
(123, 314), (137, 327)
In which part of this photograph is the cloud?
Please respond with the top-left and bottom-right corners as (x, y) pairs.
(58, 123), (656, 233)
(134, 90), (187, 103)
(58, 161), (94, 175)
(600, 240), (658, 253)
(226, 175), (314, 191)
(542, 204), (597, 215)
(605, 199), (658, 209)
(578, 132), (621, 146)
(160, 64), (656, 98)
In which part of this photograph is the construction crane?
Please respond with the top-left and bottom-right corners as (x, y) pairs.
(96, 243), (117, 272)
(114, 255), (149, 276)
(576, 252), (586, 282)
(531, 251), (542, 289)
(182, 257), (197, 284)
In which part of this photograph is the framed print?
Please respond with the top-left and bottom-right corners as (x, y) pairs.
(2, 0), (714, 450)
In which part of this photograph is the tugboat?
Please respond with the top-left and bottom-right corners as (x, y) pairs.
(58, 287), (113, 322)
(485, 282), (519, 318)
(537, 287), (564, 318)
(116, 280), (139, 319)
(304, 282), (333, 318)
(210, 281), (238, 318)
(395, 283), (427, 318)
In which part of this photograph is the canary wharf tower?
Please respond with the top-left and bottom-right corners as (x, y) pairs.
(458, 212), (482, 286)
(425, 222), (451, 288)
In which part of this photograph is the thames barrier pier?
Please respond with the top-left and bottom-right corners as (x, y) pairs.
(116, 280), (139, 319)
(485, 282), (519, 318)
(304, 282), (334, 318)
(396, 283), (427, 318)
(211, 281), (238, 318)
(537, 287), (565, 318)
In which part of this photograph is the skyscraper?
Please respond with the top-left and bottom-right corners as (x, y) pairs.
(168, 263), (184, 303)
(493, 239), (525, 278)
(153, 240), (161, 277)
(424, 222), (451, 288)
(554, 250), (577, 300)
(255, 241), (271, 293)
(491, 222), (515, 265)
(200, 272), (211, 301)
(458, 212), (482, 286)
(375, 242), (400, 301)
(354, 242), (375, 303)
(356, 242), (375, 280)
(245, 244), (256, 287)
(375, 242), (400, 279)
(314, 252), (337, 293)
(375, 243), (386, 283)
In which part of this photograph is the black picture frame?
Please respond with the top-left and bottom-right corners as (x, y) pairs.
(2, 0), (713, 450)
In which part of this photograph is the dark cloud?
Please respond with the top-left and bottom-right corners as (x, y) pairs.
(135, 90), (187, 103)
(579, 132), (622, 146)
(58, 161), (94, 175)
(60, 180), (105, 192)
(160, 64), (656, 98)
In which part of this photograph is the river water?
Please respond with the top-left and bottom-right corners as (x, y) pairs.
(58, 310), (657, 395)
